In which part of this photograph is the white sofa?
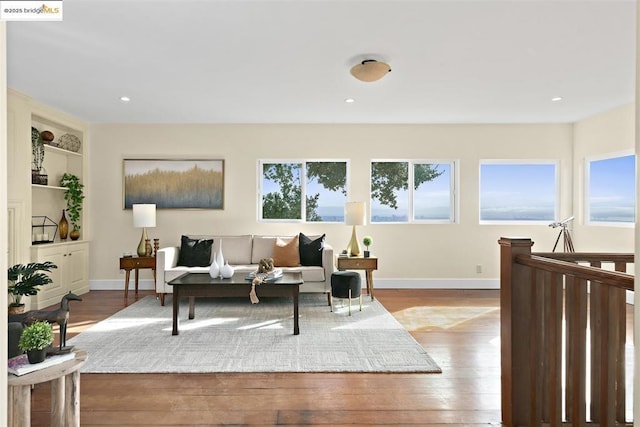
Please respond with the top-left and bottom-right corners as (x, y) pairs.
(155, 234), (334, 305)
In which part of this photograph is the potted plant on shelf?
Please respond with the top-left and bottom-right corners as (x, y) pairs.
(60, 173), (85, 240)
(19, 320), (54, 364)
(8, 261), (58, 314)
(362, 236), (373, 258)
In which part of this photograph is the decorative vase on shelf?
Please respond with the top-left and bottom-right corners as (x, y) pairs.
(59, 210), (69, 240)
(69, 229), (80, 241)
(221, 261), (235, 279)
(209, 259), (220, 278)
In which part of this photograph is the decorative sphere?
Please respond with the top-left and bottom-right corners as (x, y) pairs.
(40, 130), (54, 142)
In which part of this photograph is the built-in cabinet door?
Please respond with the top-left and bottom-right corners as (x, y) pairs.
(66, 243), (88, 294)
(31, 241), (89, 309)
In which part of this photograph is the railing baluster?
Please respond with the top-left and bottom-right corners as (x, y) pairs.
(548, 272), (563, 426)
(530, 268), (543, 426)
(590, 279), (603, 422)
(567, 277), (587, 426)
(614, 257), (627, 422)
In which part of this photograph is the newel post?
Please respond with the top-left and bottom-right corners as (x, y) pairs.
(499, 237), (534, 426)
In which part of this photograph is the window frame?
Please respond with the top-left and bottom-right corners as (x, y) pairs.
(478, 159), (560, 225)
(584, 150), (635, 228)
(258, 159), (350, 223)
(369, 159), (458, 224)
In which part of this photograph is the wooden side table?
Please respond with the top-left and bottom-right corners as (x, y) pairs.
(8, 350), (88, 427)
(336, 256), (378, 301)
(119, 256), (156, 299)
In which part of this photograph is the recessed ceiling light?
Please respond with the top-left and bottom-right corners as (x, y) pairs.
(345, 98), (355, 103)
(120, 96), (131, 102)
(551, 97), (563, 102)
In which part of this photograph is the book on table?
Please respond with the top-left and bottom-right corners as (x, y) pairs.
(8, 352), (75, 376)
(245, 268), (283, 282)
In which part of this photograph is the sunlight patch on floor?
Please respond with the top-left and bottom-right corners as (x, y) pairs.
(393, 306), (498, 330)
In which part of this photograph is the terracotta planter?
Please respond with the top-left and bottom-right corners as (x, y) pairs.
(8, 304), (25, 315)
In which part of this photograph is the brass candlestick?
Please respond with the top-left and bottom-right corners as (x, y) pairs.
(153, 239), (160, 257)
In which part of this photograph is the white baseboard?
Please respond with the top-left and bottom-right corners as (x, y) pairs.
(374, 278), (500, 289)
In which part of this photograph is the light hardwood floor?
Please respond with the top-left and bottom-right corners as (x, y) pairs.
(29, 289), (503, 426)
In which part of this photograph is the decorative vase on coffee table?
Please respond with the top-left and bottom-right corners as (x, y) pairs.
(209, 259), (220, 278)
(221, 261), (235, 279)
(215, 242), (224, 277)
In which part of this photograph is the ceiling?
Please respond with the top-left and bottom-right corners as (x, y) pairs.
(6, 0), (637, 124)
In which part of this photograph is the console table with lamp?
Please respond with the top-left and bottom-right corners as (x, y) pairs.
(339, 201), (378, 300)
(120, 204), (157, 299)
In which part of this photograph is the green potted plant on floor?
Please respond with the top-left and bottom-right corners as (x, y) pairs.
(19, 320), (54, 363)
(362, 236), (372, 258)
(8, 261), (57, 314)
(60, 173), (85, 240)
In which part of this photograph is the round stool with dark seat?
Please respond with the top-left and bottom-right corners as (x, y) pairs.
(330, 271), (362, 315)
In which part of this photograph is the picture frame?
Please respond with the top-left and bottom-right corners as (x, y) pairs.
(123, 159), (224, 209)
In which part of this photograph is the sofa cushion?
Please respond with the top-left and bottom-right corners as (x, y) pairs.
(212, 235), (253, 265)
(299, 233), (325, 267)
(272, 236), (300, 267)
(177, 236), (214, 267)
(251, 236), (277, 264)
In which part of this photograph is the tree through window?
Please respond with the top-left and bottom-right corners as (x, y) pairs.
(260, 161), (347, 221)
(370, 161), (454, 223)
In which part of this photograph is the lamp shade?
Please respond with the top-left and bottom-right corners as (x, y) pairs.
(344, 202), (366, 226)
(132, 204), (156, 228)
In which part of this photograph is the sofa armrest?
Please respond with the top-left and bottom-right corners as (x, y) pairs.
(322, 243), (335, 280)
(156, 246), (179, 294)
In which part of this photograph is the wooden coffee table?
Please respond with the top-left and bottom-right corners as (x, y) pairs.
(167, 272), (304, 336)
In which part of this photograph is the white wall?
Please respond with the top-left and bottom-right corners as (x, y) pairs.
(88, 123), (574, 289)
(573, 104), (635, 252)
(1, 20), (9, 424)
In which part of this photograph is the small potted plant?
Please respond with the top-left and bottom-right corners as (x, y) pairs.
(362, 236), (373, 258)
(8, 261), (57, 314)
(60, 173), (85, 240)
(19, 320), (54, 364)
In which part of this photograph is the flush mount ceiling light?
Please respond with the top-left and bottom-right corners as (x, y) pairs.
(350, 59), (391, 82)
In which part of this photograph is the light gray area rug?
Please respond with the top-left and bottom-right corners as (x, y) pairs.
(67, 294), (441, 373)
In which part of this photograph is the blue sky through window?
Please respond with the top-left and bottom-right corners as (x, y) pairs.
(588, 154), (635, 223)
(414, 163), (452, 220)
(480, 163), (556, 221)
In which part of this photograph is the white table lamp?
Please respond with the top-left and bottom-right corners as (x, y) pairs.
(133, 204), (156, 256)
(345, 201), (366, 257)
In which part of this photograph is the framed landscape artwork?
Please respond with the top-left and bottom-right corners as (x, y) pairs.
(123, 159), (224, 209)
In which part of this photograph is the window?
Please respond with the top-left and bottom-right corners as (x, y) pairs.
(479, 161), (557, 222)
(586, 153), (635, 224)
(370, 160), (456, 223)
(260, 161), (347, 222)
